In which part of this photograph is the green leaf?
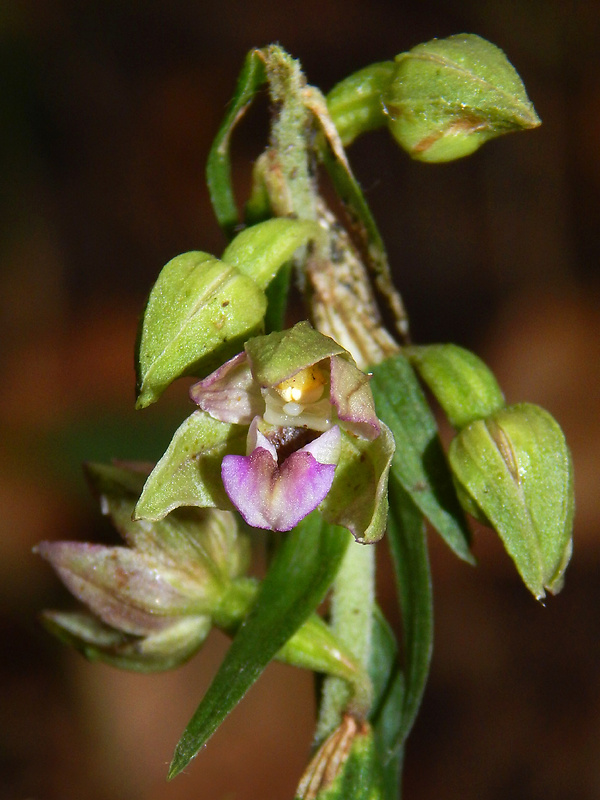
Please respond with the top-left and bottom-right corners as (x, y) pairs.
(168, 513), (351, 779)
(387, 475), (433, 750)
(326, 61), (395, 146)
(368, 608), (405, 800)
(134, 412), (247, 520)
(449, 403), (574, 598)
(135, 252), (266, 408)
(384, 33), (541, 163)
(370, 353), (473, 562)
(264, 259), (292, 333)
(277, 614), (368, 692)
(214, 580), (368, 689)
(222, 217), (322, 289)
(206, 49), (266, 237)
(407, 343), (505, 430)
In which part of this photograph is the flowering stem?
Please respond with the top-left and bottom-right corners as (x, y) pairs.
(315, 537), (375, 740)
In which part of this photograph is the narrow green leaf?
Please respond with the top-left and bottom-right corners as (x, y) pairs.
(206, 49), (266, 237)
(136, 252), (266, 408)
(264, 259), (292, 333)
(215, 580), (368, 689)
(134, 412), (247, 521)
(370, 353), (473, 562)
(222, 217), (322, 289)
(368, 608), (405, 800)
(387, 475), (433, 750)
(168, 514), (351, 779)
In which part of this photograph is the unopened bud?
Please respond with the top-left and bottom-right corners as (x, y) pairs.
(449, 403), (574, 598)
(384, 34), (541, 163)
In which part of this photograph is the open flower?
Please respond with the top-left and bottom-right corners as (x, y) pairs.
(135, 322), (394, 542)
(185, 322), (394, 538)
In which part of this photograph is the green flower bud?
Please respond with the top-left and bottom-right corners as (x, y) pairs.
(222, 217), (322, 289)
(449, 403), (574, 599)
(407, 343), (505, 429)
(383, 34), (541, 163)
(136, 220), (324, 408)
(135, 252), (266, 408)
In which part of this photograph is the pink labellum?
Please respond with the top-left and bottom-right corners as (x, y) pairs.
(221, 444), (337, 532)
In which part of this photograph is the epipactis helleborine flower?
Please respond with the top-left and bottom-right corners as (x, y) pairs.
(190, 321), (390, 533)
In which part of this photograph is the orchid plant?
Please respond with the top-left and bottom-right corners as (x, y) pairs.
(37, 34), (574, 798)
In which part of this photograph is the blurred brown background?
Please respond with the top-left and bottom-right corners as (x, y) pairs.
(1, 1), (599, 798)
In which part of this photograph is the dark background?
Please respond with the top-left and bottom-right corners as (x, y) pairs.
(2, 1), (600, 798)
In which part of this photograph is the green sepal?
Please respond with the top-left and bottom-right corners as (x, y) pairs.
(449, 403), (574, 598)
(135, 252), (266, 408)
(41, 611), (212, 673)
(321, 424), (394, 544)
(407, 343), (505, 429)
(387, 476), (433, 750)
(326, 61), (395, 146)
(206, 48), (267, 237)
(384, 33), (541, 162)
(222, 217), (322, 289)
(134, 412), (247, 521)
(245, 320), (346, 386)
(370, 353), (473, 562)
(168, 514), (351, 779)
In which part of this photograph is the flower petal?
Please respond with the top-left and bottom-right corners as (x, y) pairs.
(222, 448), (336, 531)
(300, 425), (341, 465)
(329, 356), (380, 440)
(190, 352), (263, 424)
